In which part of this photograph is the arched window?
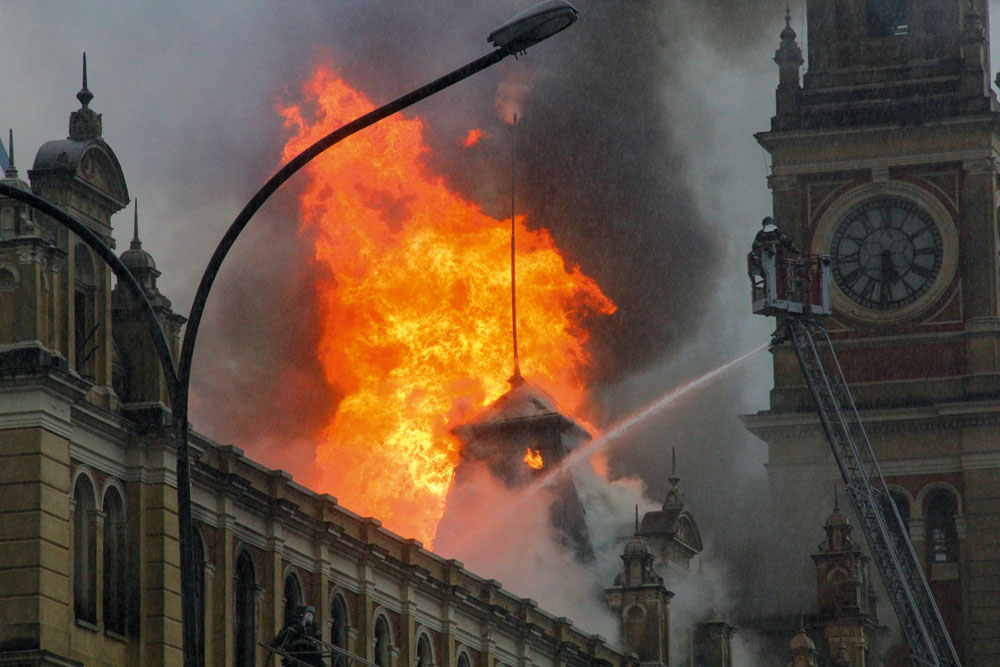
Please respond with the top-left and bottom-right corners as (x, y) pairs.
(457, 652), (471, 667)
(925, 489), (959, 563)
(283, 572), (303, 627)
(73, 474), (97, 623)
(624, 606), (646, 658)
(102, 486), (126, 634)
(331, 594), (349, 667)
(416, 634), (433, 667)
(374, 615), (391, 667)
(235, 550), (257, 667)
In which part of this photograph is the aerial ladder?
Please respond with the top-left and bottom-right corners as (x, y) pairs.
(748, 243), (962, 667)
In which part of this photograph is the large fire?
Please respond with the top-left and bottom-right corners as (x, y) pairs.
(278, 66), (615, 547)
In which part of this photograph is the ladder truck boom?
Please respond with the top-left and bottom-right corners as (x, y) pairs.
(748, 241), (961, 667)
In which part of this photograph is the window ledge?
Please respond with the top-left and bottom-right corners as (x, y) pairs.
(76, 618), (99, 633)
(105, 628), (128, 643)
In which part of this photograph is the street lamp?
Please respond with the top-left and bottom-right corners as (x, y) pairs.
(1, 3), (577, 665)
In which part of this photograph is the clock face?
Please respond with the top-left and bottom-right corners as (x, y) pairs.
(831, 197), (943, 311)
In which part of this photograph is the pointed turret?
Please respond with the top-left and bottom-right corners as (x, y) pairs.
(111, 199), (186, 407)
(773, 2), (803, 130)
(606, 531), (672, 666)
(636, 448), (702, 570)
(5, 129), (18, 180)
(811, 485), (878, 666)
(69, 52), (102, 141)
(788, 615), (817, 667)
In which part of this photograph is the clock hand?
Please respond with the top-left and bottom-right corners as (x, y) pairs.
(880, 249), (895, 305)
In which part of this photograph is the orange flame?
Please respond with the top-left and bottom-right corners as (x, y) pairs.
(277, 66), (615, 547)
(523, 448), (544, 470)
(462, 128), (485, 147)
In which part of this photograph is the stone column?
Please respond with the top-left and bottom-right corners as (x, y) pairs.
(90, 508), (105, 629)
(217, 502), (236, 665)
(961, 158), (1000, 387)
(768, 174), (802, 249)
(0, 418), (75, 657)
(139, 438), (183, 666)
(203, 562), (216, 666)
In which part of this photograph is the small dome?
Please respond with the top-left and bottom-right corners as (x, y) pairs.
(789, 628), (815, 652)
(825, 509), (848, 528)
(623, 535), (652, 559)
(120, 242), (156, 272)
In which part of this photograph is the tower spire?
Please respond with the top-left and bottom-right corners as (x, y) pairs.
(834, 481), (839, 512)
(77, 52), (93, 108)
(508, 112), (523, 387)
(131, 198), (142, 249)
(5, 129), (16, 179)
(668, 447), (680, 487)
(69, 52), (102, 140)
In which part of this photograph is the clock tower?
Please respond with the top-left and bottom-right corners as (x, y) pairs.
(742, 1), (1000, 664)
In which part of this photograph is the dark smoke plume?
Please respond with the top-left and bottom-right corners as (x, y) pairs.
(194, 1), (789, 455)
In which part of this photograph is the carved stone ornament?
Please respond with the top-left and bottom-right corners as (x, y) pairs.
(69, 107), (102, 142)
(962, 157), (999, 176)
(767, 174), (797, 192)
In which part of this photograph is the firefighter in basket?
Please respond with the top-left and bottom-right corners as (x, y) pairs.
(752, 216), (798, 254)
(272, 605), (324, 667)
(749, 216), (800, 344)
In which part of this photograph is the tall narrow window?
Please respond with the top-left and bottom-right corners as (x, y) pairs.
(235, 550), (257, 667)
(102, 487), (126, 634)
(73, 245), (97, 380)
(73, 475), (97, 623)
(925, 489), (959, 563)
(374, 616), (391, 667)
(331, 594), (349, 667)
(283, 572), (303, 627)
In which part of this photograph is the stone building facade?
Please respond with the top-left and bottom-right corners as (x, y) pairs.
(744, 1), (1000, 664)
(0, 70), (636, 667)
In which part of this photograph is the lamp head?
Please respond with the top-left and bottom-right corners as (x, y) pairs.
(489, 0), (578, 53)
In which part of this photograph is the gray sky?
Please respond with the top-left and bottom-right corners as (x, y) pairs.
(5, 0), (998, 624)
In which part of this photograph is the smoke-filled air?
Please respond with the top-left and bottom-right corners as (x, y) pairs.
(0, 0), (858, 663)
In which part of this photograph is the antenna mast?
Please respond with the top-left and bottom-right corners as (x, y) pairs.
(509, 113), (523, 386)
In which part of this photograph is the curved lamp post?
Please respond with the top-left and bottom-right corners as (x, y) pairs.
(1, 3), (577, 665)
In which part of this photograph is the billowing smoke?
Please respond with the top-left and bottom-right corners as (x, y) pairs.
(1, 0), (838, 647)
(186, 0), (823, 629)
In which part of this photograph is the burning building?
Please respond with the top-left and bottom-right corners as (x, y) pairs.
(446, 377), (595, 561)
(0, 58), (738, 667)
(0, 64), (634, 667)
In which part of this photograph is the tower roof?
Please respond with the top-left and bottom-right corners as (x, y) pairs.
(119, 199), (158, 273)
(455, 379), (590, 440)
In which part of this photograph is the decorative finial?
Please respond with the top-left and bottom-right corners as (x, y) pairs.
(77, 53), (94, 108)
(785, 1), (792, 27)
(634, 504), (639, 534)
(131, 198), (142, 249)
(668, 447), (680, 487)
(4, 129), (16, 178)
